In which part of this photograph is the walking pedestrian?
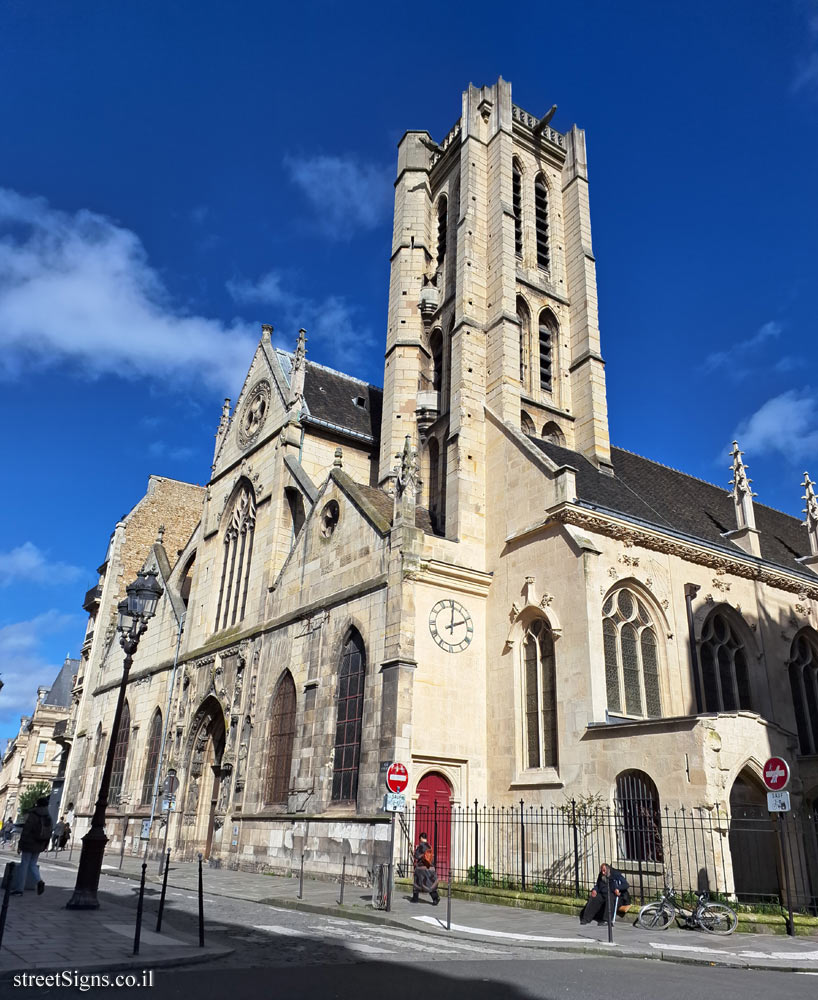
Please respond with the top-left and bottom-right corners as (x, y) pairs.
(12, 797), (52, 895)
(51, 818), (65, 853)
(410, 832), (440, 905)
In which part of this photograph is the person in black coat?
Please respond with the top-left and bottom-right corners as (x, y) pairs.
(12, 797), (52, 895)
(579, 863), (630, 924)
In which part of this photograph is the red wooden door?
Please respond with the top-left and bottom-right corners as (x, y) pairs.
(415, 772), (452, 879)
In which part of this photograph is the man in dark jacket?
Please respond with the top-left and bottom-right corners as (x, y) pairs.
(579, 863), (630, 925)
(12, 797), (52, 895)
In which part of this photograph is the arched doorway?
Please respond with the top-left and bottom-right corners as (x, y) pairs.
(728, 769), (779, 902)
(183, 699), (227, 860)
(415, 772), (452, 879)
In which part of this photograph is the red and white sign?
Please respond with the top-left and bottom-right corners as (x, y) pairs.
(385, 762), (409, 794)
(762, 756), (790, 791)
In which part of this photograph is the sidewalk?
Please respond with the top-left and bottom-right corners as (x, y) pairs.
(0, 860), (231, 975)
(41, 852), (818, 974)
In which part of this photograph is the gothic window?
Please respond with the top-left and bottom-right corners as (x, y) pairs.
(517, 296), (530, 391)
(520, 411), (535, 436)
(522, 619), (558, 769)
(331, 629), (366, 802)
(109, 701), (131, 807)
(538, 310), (556, 394)
(603, 588), (662, 718)
(264, 671), (297, 804)
(180, 555), (195, 609)
(215, 483), (256, 631)
(541, 421), (565, 446)
(699, 610), (752, 713)
(615, 770), (663, 863)
(512, 159), (523, 258)
(437, 196), (448, 268)
(141, 710), (162, 806)
(788, 631), (818, 755)
(429, 329), (443, 393)
(534, 173), (550, 270)
(426, 437), (445, 536)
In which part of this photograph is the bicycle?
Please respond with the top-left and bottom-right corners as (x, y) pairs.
(637, 886), (738, 935)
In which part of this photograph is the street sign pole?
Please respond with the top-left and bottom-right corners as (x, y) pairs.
(385, 811), (396, 913)
(774, 814), (795, 937)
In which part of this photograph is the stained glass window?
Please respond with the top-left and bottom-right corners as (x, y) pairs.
(602, 588), (662, 719)
(699, 611), (753, 713)
(265, 672), (297, 804)
(331, 630), (366, 802)
(140, 710), (162, 806)
(109, 701), (131, 807)
(522, 619), (557, 769)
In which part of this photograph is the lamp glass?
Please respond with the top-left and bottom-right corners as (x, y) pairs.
(127, 569), (163, 620)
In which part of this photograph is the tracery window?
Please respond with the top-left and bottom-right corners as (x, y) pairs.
(215, 483), (256, 631)
(264, 671), (297, 804)
(331, 630), (366, 802)
(109, 701), (131, 807)
(140, 710), (162, 806)
(788, 631), (818, 755)
(437, 196), (448, 267)
(603, 588), (662, 718)
(699, 610), (752, 713)
(517, 296), (530, 390)
(615, 770), (663, 862)
(520, 411), (535, 436)
(534, 174), (550, 270)
(538, 309), (556, 394)
(512, 160), (523, 258)
(522, 619), (558, 769)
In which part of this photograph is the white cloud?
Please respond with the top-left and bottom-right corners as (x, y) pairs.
(228, 269), (378, 374)
(733, 388), (818, 460)
(0, 543), (83, 588)
(283, 154), (392, 239)
(0, 612), (79, 736)
(793, 1), (818, 96)
(0, 187), (256, 394)
(702, 320), (782, 376)
(148, 440), (198, 462)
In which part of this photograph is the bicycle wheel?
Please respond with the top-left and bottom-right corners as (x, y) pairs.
(637, 901), (675, 929)
(698, 902), (738, 935)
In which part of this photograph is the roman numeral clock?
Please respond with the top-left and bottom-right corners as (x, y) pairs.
(429, 599), (474, 653)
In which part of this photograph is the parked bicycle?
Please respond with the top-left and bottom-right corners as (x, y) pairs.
(637, 886), (738, 935)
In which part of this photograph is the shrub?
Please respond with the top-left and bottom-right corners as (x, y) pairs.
(467, 864), (494, 886)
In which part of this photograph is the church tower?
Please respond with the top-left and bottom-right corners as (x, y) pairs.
(379, 78), (611, 546)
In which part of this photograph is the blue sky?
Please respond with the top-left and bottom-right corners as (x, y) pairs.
(1, 0), (817, 743)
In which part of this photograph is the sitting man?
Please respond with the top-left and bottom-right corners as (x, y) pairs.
(580, 862), (630, 925)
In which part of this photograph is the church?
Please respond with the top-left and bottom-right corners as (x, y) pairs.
(60, 79), (818, 901)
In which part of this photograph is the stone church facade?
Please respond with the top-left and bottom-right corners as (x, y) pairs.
(62, 79), (818, 894)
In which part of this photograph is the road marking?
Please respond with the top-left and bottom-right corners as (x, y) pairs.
(412, 916), (589, 944)
(651, 943), (818, 962)
(254, 924), (308, 937)
(348, 943), (396, 955)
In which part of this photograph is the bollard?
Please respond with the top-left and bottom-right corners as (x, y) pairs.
(446, 872), (452, 932)
(156, 850), (171, 933)
(297, 852), (304, 900)
(133, 862), (147, 956)
(338, 855), (346, 905)
(119, 818), (128, 869)
(606, 888), (614, 945)
(0, 862), (16, 951)
(197, 853), (205, 947)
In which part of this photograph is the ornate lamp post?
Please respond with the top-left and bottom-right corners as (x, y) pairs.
(66, 568), (163, 910)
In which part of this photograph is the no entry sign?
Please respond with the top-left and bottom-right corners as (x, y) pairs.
(385, 762), (409, 794)
(762, 756), (790, 791)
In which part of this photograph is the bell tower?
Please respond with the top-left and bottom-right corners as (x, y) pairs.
(378, 78), (612, 544)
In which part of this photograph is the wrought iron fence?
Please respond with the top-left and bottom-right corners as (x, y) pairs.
(397, 798), (818, 914)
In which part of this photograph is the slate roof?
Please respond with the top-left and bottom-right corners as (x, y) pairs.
(531, 439), (812, 577)
(277, 351), (383, 443)
(42, 657), (78, 708)
(351, 482), (436, 535)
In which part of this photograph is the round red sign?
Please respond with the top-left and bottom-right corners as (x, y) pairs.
(385, 762), (409, 794)
(762, 756), (790, 791)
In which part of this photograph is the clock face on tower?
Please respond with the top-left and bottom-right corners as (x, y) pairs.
(429, 599), (474, 653)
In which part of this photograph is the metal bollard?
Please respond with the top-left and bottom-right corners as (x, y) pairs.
(133, 862), (147, 955)
(197, 853), (204, 947)
(606, 889), (614, 945)
(156, 850), (171, 933)
(338, 855), (346, 905)
(0, 862), (16, 951)
(446, 873), (452, 931)
(297, 852), (305, 900)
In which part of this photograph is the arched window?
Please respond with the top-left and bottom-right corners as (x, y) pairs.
(520, 411), (535, 436)
(603, 588), (662, 718)
(331, 629), (366, 802)
(429, 329), (443, 393)
(534, 173), (550, 270)
(436, 196), (448, 268)
(788, 631), (818, 755)
(512, 159), (523, 258)
(538, 309), (556, 394)
(109, 701), (131, 807)
(616, 770), (663, 862)
(215, 483), (256, 631)
(517, 296), (530, 390)
(699, 610), (752, 713)
(179, 555), (195, 609)
(541, 421), (565, 446)
(141, 710), (162, 806)
(264, 671), (297, 804)
(522, 619), (558, 769)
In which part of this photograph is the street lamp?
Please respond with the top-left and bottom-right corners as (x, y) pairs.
(66, 568), (163, 910)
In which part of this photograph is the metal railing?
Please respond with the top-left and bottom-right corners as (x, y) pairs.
(398, 799), (818, 914)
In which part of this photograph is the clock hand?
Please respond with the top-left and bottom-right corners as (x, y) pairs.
(446, 617), (465, 633)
